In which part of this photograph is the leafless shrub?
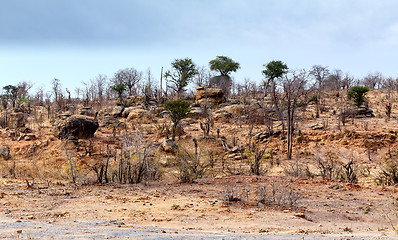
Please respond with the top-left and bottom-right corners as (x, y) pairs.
(223, 184), (250, 205)
(315, 153), (342, 180)
(173, 144), (211, 183)
(283, 159), (313, 179)
(116, 129), (159, 184)
(257, 181), (302, 209)
(375, 158), (398, 186)
(340, 160), (358, 184)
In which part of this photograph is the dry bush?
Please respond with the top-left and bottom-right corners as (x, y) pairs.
(375, 158), (398, 186)
(283, 159), (313, 179)
(223, 184), (249, 205)
(257, 180), (302, 209)
(172, 141), (213, 183)
(113, 130), (160, 184)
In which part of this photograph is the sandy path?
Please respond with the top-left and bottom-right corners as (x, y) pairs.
(1, 215), (396, 240)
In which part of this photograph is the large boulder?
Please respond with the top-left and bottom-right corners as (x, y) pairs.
(122, 106), (141, 118)
(54, 115), (99, 139)
(196, 87), (224, 106)
(127, 108), (153, 123)
(98, 106), (124, 119)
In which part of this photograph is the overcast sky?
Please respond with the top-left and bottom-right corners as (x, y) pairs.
(1, 0), (398, 94)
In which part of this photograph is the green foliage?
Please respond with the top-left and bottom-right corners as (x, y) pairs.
(347, 86), (370, 107)
(262, 60), (288, 82)
(164, 58), (198, 94)
(110, 83), (127, 104)
(164, 99), (191, 140)
(209, 56), (240, 76)
(16, 95), (28, 105)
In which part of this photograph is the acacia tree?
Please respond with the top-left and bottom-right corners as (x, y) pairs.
(164, 58), (198, 96)
(209, 56), (240, 95)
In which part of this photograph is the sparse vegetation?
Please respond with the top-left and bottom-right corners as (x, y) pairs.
(2, 60), (398, 237)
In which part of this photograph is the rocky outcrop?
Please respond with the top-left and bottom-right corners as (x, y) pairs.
(54, 115), (99, 139)
(98, 106), (124, 119)
(9, 112), (25, 129)
(196, 87), (224, 106)
(127, 109), (153, 123)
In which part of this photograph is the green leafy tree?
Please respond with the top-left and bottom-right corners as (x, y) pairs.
(262, 60), (288, 83)
(348, 86), (370, 107)
(164, 58), (198, 95)
(3, 85), (18, 108)
(262, 61), (289, 134)
(164, 99), (191, 140)
(208, 56), (240, 95)
(110, 83), (127, 105)
(209, 56), (240, 76)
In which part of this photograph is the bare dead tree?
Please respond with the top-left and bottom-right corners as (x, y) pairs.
(113, 68), (142, 96)
(310, 65), (329, 118)
(280, 70), (312, 159)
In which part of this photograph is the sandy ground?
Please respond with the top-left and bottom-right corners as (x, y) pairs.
(1, 176), (397, 239)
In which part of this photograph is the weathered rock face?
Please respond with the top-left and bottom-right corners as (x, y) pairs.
(9, 112), (25, 129)
(122, 106), (141, 118)
(127, 109), (153, 123)
(196, 87), (224, 106)
(78, 107), (97, 117)
(98, 106), (124, 119)
(0, 147), (11, 160)
(54, 115), (99, 139)
(161, 139), (178, 153)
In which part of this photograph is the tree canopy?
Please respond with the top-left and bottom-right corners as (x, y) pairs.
(348, 86), (370, 107)
(164, 58), (198, 94)
(262, 60), (288, 82)
(209, 56), (240, 76)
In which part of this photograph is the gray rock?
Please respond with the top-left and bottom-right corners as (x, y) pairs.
(0, 147), (10, 160)
(98, 106), (124, 118)
(54, 115), (99, 139)
(78, 107), (97, 117)
(160, 139), (178, 153)
(100, 116), (120, 127)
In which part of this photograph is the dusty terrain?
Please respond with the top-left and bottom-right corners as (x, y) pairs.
(1, 90), (398, 239)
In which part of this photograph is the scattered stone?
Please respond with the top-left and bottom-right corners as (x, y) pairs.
(311, 124), (324, 130)
(161, 139), (178, 153)
(100, 116), (120, 127)
(78, 107), (97, 117)
(0, 147), (11, 160)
